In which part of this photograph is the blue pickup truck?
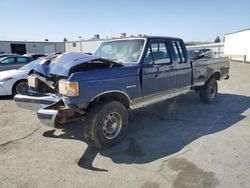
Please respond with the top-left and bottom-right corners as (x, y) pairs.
(14, 36), (230, 148)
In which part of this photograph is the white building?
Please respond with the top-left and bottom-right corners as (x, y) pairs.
(224, 29), (250, 62)
(65, 40), (104, 54)
(0, 41), (65, 55)
(0, 39), (103, 55)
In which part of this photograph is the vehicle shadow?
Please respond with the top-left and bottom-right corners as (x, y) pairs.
(43, 93), (250, 171)
(0, 96), (12, 100)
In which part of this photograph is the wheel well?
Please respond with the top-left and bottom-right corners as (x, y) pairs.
(90, 92), (130, 109)
(12, 79), (27, 94)
(210, 71), (220, 81)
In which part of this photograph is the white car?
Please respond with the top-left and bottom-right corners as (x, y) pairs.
(0, 61), (37, 96)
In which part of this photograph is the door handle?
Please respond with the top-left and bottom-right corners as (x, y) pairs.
(153, 64), (162, 68)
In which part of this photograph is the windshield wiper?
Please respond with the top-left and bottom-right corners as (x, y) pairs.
(109, 59), (124, 65)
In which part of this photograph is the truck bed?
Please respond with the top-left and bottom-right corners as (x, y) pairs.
(192, 57), (230, 87)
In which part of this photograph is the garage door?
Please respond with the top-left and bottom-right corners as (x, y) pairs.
(44, 45), (56, 54)
(11, 44), (27, 54)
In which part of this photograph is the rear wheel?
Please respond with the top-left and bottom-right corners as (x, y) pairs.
(12, 80), (28, 96)
(199, 78), (218, 104)
(84, 101), (128, 149)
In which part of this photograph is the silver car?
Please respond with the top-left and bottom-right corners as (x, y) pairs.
(0, 55), (34, 71)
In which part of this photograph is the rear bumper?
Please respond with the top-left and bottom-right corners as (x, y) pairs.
(14, 94), (61, 127)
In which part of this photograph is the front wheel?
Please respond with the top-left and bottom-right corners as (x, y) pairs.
(84, 101), (128, 149)
(12, 80), (28, 96)
(199, 78), (218, 104)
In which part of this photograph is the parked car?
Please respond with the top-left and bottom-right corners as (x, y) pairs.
(24, 53), (46, 60)
(187, 48), (214, 61)
(0, 60), (39, 96)
(15, 36), (230, 148)
(0, 55), (34, 72)
(0, 54), (17, 58)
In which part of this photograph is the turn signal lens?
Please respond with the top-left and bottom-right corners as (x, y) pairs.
(59, 80), (79, 96)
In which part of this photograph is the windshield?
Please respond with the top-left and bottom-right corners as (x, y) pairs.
(0, 57), (6, 61)
(94, 39), (145, 64)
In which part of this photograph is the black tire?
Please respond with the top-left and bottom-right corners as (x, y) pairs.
(84, 100), (128, 149)
(199, 78), (218, 104)
(12, 80), (28, 96)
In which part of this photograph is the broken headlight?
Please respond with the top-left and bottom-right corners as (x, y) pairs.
(28, 75), (37, 88)
(58, 80), (79, 97)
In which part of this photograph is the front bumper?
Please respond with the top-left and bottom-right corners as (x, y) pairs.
(14, 94), (61, 127)
(0, 82), (12, 96)
(15, 94), (60, 111)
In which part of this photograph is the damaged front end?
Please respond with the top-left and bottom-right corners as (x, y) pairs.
(15, 91), (85, 127)
(14, 52), (122, 127)
(15, 94), (64, 127)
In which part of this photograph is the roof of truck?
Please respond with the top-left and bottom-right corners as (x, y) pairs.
(141, 36), (182, 40)
(104, 36), (183, 42)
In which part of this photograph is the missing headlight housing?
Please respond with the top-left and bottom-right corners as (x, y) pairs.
(28, 75), (37, 88)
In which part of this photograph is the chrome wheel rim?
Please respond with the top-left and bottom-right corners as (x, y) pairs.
(15, 82), (28, 95)
(102, 112), (122, 140)
(209, 83), (216, 99)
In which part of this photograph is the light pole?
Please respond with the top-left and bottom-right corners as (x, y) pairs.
(78, 36), (82, 53)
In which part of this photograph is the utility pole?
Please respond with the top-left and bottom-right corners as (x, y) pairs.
(78, 36), (82, 53)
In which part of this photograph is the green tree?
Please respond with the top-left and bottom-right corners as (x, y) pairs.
(214, 36), (221, 43)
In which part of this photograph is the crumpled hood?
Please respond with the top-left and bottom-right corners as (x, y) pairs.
(31, 52), (99, 77)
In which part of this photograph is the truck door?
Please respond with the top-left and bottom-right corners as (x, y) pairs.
(170, 40), (192, 93)
(142, 40), (176, 97)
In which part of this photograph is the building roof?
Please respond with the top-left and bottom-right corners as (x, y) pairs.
(225, 28), (250, 36)
(66, 39), (106, 43)
(0, 40), (64, 44)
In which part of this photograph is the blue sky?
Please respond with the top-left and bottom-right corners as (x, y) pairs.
(0, 0), (250, 42)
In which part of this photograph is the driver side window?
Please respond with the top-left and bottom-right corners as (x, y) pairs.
(144, 41), (171, 65)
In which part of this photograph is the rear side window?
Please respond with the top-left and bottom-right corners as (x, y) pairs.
(17, 57), (28, 63)
(172, 41), (186, 63)
(144, 41), (171, 65)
